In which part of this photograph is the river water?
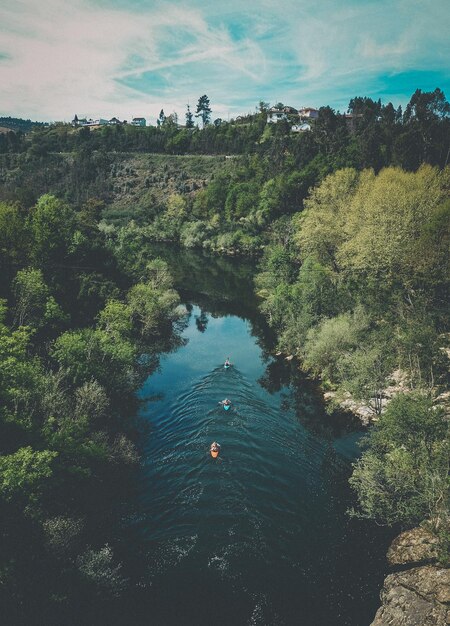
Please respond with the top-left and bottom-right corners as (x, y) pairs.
(135, 247), (392, 626)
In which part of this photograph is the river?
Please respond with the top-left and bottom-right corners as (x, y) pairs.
(134, 246), (393, 626)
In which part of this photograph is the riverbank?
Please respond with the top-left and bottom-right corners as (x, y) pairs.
(371, 527), (450, 626)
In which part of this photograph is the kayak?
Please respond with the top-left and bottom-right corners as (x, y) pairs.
(210, 448), (220, 458)
(224, 363), (230, 369)
(223, 404), (231, 411)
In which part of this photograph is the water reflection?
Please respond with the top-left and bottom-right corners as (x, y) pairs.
(129, 244), (394, 626)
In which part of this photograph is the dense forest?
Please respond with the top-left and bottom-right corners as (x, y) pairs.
(0, 87), (449, 621)
(257, 165), (449, 539)
(0, 194), (185, 623)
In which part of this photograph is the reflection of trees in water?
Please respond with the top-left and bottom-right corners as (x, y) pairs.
(147, 244), (364, 441)
(194, 309), (209, 333)
(258, 355), (363, 440)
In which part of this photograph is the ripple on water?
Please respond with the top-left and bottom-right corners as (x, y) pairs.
(138, 302), (388, 626)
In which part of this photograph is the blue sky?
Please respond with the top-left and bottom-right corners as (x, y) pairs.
(0, 0), (449, 123)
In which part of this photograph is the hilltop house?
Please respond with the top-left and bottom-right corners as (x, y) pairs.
(109, 117), (123, 125)
(72, 115), (88, 127)
(298, 107), (319, 120)
(71, 115), (110, 127)
(291, 123), (312, 133)
(131, 117), (146, 127)
(267, 105), (298, 123)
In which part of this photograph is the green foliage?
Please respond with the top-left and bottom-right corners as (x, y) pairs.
(349, 394), (449, 528)
(52, 327), (137, 393)
(13, 267), (67, 331)
(0, 316), (42, 431)
(0, 189), (184, 618)
(0, 446), (58, 503)
(28, 194), (75, 267)
(77, 544), (126, 596)
(261, 165), (450, 394)
(195, 94), (212, 127)
(0, 202), (29, 279)
(303, 307), (369, 381)
(127, 261), (179, 337)
(43, 515), (84, 557)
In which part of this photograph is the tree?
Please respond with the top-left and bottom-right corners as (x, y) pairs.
(401, 89), (450, 166)
(157, 109), (166, 127)
(127, 264), (179, 337)
(52, 326), (137, 393)
(13, 267), (66, 330)
(195, 95), (212, 127)
(185, 104), (195, 129)
(349, 394), (449, 528)
(28, 194), (74, 268)
(0, 446), (58, 504)
(77, 544), (126, 596)
(0, 202), (28, 283)
(0, 307), (43, 433)
(295, 167), (361, 267)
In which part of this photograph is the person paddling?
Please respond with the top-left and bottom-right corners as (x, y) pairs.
(210, 441), (220, 458)
(219, 398), (232, 410)
(224, 357), (231, 368)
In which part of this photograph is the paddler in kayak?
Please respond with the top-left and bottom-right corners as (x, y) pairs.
(224, 357), (231, 368)
(219, 398), (232, 410)
(210, 442), (220, 458)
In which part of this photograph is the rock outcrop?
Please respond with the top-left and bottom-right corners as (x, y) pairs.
(371, 528), (450, 626)
(371, 566), (450, 626)
(387, 527), (439, 566)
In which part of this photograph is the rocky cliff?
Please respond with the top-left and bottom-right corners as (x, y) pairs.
(371, 527), (450, 626)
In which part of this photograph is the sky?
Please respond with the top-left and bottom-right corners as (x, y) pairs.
(0, 0), (449, 124)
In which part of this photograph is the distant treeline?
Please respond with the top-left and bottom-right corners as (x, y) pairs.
(1, 89), (449, 172)
(0, 116), (46, 133)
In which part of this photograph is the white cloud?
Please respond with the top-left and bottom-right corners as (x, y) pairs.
(0, 0), (266, 121)
(0, 0), (448, 121)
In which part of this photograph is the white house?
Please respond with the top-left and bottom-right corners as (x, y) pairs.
(131, 117), (146, 127)
(291, 123), (311, 133)
(267, 106), (298, 123)
(298, 107), (319, 119)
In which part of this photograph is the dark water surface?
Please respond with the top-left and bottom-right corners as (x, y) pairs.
(135, 247), (392, 626)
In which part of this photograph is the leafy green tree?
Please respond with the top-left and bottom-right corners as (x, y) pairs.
(0, 446), (58, 505)
(303, 307), (369, 382)
(28, 194), (75, 268)
(350, 394), (449, 528)
(52, 327), (137, 394)
(165, 193), (187, 222)
(13, 267), (66, 331)
(295, 168), (361, 267)
(97, 300), (132, 340)
(127, 275), (178, 337)
(0, 202), (29, 284)
(77, 544), (126, 596)
(0, 305), (43, 433)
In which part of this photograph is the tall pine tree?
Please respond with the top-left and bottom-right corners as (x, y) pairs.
(185, 104), (195, 129)
(195, 95), (211, 127)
